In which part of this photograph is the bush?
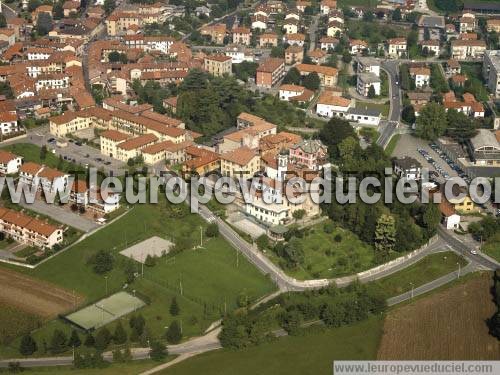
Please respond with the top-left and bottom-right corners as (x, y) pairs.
(205, 223), (219, 237)
(334, 234), (342, 243)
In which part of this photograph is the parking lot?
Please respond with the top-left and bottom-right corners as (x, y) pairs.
(392, 135), (462, 182)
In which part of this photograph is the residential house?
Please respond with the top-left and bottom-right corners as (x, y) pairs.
(289, 140), (328, 170)
(319, 36), (338, 51)
(327, 21), (343, 37)
(295, 64), (338, 87)
(278, 84), (313, 103)
(349, 39), (368, 55)
(419, 39), (440, 56)
(316, 91), (352, 118)
(285, 45), (303, 65)
(0, 150), (22, 174)
(232, 27), (251, 46)
(451, 39), (486, 59)
(320, 0), (337, 15)
(284, 33), (306, 47)
(200, 23), (227, 44)
(387, 38), (407, 58)
(409, 66), (431, 88)
(220, 146), (260, 179)
(259, 33), (278, 47)
(283, 19), (299, 34)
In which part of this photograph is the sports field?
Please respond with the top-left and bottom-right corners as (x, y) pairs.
(64, 292), (145, 330)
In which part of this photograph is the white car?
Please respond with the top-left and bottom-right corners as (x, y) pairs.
(470, 249), (478, 255)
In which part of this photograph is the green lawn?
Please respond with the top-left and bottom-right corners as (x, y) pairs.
(270, 220), (375, 280)
(385, 134), (401, 156)
(27, 359), (167, 375)
(483, 236), (500, 262)
(2, 143), (86, 174)
(0, 201), (275, 357)
(161, 315), (384, 375)
(368, 251), (467, 298)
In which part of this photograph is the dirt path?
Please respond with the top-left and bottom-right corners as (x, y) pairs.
(0, 268), (84, 319)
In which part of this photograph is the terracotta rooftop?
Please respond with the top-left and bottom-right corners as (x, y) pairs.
(220, 146), (257, 166)
(117, 133), (158, 151)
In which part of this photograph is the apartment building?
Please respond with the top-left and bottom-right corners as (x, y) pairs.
(220, 146), (261, 179)
(100, 129), (131, 158)
(0, 207), (63, 249)
(451, 39), (486, 59)
(116, 133), (158, 162)
(357, 72), (381, 96)
(232, 27), (251, 46)
(204, 54), (232, 77)
(256, 58), (285, 88)
(483, 50), (500, 98)
(0, 112), (22, 136)
(259, 33), (278, 47)
(285, 45), (303, 65)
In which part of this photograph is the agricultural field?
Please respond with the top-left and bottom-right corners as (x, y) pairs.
(0, 201), (275, 357)
(378, 272), (500, 359)
(26, 360), (166, 375)
(268, 220), (375, 279)
(162, 315), (384, 375)
(369, 251), (467, 298)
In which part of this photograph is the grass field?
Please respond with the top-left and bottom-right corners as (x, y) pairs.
(483, 234), (500, 262)
(25, 360), (167, 375)
(269, 220), (375, 279)
(2, 143), (85, 174)
(385, 134), (401, 156)
(162, 315), (384, 375)
(0, 201), (275, 357)
(0, 306), (42, 347)
(368, 251), (467, 298)
(378, 272), (500, 359)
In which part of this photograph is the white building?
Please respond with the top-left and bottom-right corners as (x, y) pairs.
(483, 50), (500, 98)
(409, 67), (431, 88)
(393, 157), (422, 180)
(316, 92), (352, 118)
(387, 38), (407, 58)
(0, 112), (22, 136)
(357, 73), (381, 97)
(0, 150), (23, 175)
(356, 57), (380, 77)
(347, 107), (381, 126)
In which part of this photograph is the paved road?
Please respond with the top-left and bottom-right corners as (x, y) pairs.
(377, 60), (402, 148)
(387, 260), (477, 306)
(308, 15), (320, 52)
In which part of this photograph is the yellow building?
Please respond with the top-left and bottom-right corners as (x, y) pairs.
(220, 146), (260, 179)
(100, 129), (130, 158)
(115, 134), (158, 162)
(448, 194), (478, 214)
(204, 55), (232, 77)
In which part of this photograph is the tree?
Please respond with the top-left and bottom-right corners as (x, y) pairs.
(367, 85), (376, 98)
(84, 333), (95, 347)
(319, 117), (357, 160)
(374, 214), (396, 261)
(149, 341), (167, 361)
(108, 51), (121, 63)
(19, 335), (37, 356)
(103, 0), (116, 14)
(445, 109), (477, 143)
(302, 72), (321, 91)
(422, 203), (441, 237)
(283, 237), (304, 268)
(402, 105), (416, 124)
(392, 8), (402, 22)
(36, 12), (53, 36)
(28, 0), (41, 12)
(53, 2), (64, 20)
(144, 254), (156, 267)
(0, 14), (7, 28)
(165, 320), (182, 344)
(113, 321), (127, 345)
(415, 102), (447, 140)
(68, 329), (81, 348)
(205, 222), (219, 237)
(292, 209), (306, 221)
(169, 297), (180, 316)
(232, 61), (258, 82)
(270, 46), (285, 58)
(87, 249), (113, 274)
(256, 234), (269, 250)
(363, 11), (374, 22)
(49, 329), (67, 354)
(94, 328), (112, 351)
(40, 145), (47, 160)
(283, 67), (301, 85)
(129, 314), (146, 337)
(342, 51), (352, 64)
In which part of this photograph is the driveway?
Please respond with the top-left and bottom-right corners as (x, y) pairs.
(19, 198), (99, 233)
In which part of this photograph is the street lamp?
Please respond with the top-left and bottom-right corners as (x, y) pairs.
(105, 276), (108, 294)
(410, 282), (414, 299)
(456, 262), (461, 279)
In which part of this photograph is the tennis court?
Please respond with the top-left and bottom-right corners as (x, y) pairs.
(119, 236), (174, 264)
(64, 291), (145, 330)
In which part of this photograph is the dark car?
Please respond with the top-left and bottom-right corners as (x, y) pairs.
(47, 138), (55, 143)
(75, 141), (82, 146)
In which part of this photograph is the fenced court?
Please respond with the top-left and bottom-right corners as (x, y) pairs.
(119, 236), (174, 264)
(63, 291), (145, 330)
